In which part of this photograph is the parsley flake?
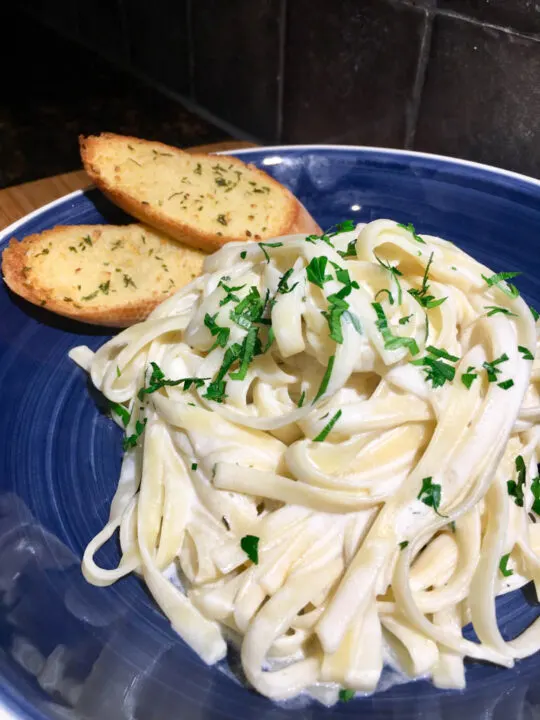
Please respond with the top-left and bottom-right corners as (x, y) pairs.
(499, 554), (513, 577)
(372, 302), (419, 356)
(518, 345), (534, 360)
(481, 271), (521, 298)
(258, 242), (283, 263)
(240, 535), (259, 564)
(417, 476), (446, 516)
(110, 401), (130, 427)
(399, 541), (409, 550)
(339, 688), (355, 702)
(313, 355), (335, 403)
(408, 253), (446, 309)
(397, 222), (425, 244)
(123, 418), (147, 451)
(204, 312), (230, 350)
(483, 353), (509, 382)
(306, 256), (332, 288)
(508, 455), (526, 507)
(276, 268), (299, 294)
(485, 306), (518, 317)
(461, 366), (478, 389)
(314, 409), (342, 442)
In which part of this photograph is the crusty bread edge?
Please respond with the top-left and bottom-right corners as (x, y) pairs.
(79, 133), (323, 252)
(1, 225), (173, 328)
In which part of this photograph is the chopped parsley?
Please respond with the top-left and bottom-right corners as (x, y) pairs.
(110, 401), (130, 427)
(138, 362), (208, 399)
(372, 302), (419, 356)
(322, 284), (358, 344)
(314, 409), (342, 442)
(240, 535), (259, 564)
(259, 242), (283, 263)
(397, 222), (425, 244)
(518, 345), (534, 360)
(508, 455), (526, 507)
(408, 253), (446, 309)
(399, 314), (413, 325)
(531, 474), (540, 514)
(123, 274), (136, 288)
(499, 554), (513, 577)
(481, 271), (521, 298)
(338, 238), (358, 259)
(485, 306), (518, 317)
(297, 391), (306, 407)
(417, 476), (446, 516)
(375, 288), (394, 305)
(229, 327), (258, 380)
(313, 355), (335, 403)
(191, 463), (198, 471)
(411, 346), (459, 388)
(123, 418), (147, 451)
(218, 279), (245, 306)
(276, 268), (299, 294)
(240, 251), (247, 259)
(204, 312), (230, 350)
(461, 366), (478, 389)
(483, 353), (509, 382)
(498, 379), (514, 390)
(399, 541), (409, 550)
(204, 343), (242, 403)
(375, 254), (403, 304)
(339, 689), (355, 702)
(306, 256), (332, 288)
(531, 306), (539, 321)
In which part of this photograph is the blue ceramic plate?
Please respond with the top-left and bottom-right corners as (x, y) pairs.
(2, 146), (540, 720)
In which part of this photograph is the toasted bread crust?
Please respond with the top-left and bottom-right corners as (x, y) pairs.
(1, 224), (205, 327)
(79, 133), (322, 252)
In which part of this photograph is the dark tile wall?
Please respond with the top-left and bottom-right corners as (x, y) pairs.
(13, 0), (540, 178)
(191, 0), (283, 140)
(125, 0), (190, 95)
(414, 15), (540, 178)
(283, 0), (425, 146)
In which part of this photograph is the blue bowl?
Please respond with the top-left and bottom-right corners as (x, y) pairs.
(1, 146), (540, 720)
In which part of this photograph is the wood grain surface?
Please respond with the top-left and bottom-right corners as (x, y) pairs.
(0, 141), (259, 232)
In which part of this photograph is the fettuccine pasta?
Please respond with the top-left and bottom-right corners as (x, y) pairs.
(70, 219), (540, 704)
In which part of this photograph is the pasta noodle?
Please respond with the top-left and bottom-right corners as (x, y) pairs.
(70, 218), (540, 704)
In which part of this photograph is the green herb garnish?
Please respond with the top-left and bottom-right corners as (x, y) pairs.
(485, 306), (518, 317)
(397, 222), (425, 244)
(498, 379), (514, 390)
(408, 253), (446, 309)
(276, 268), (299, 294)
(481, 271), (521, 298)
(499, 554), (513, 577)
(399, 541), (409, 550)
(399, 314), (413, 325)
(531, 307), (539, 321)
(372, 302), (419, 356)
(306, 256), (332, 288)
(123, 418), (147, 451)
(483, 353), (509, 382)
(191, 463), (198, 470)
(204, 313), (231, 350)
(508, 455), (526, 507)
(375, 288), (394, 305)
(339, 689), (355, 702)
(138, 362), (208, 399)
(297, 391), (306, 407)
(240, 535), (259, 564)
(531, 474), (540, 514)
(110, 401), (130, 427)
(314, 409), (342, 442)
(519, 345), (534, 360)
(218, 279), (245, 306)
(461, 366), (478, 389)
(417, 476), (446, 516)
(258, 242), (283, 263)
(375, 254), (403, 304)
(313, 355), (335, 403)
(411, 346), (459, 388)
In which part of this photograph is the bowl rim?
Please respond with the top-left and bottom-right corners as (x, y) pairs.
(1, 143), (539, 247)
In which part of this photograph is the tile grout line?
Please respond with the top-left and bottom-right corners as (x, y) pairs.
(276, 0), (287, 143)
(405, 8), (433, 149)
(186, 0), (196, 100)
(437, 8), (540, 43)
